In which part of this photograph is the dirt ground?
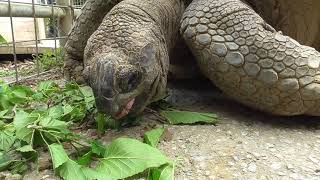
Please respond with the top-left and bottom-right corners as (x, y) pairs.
(3, 78), (320, 180)
(101, 80), (320, 180)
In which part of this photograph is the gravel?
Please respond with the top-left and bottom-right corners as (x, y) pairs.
(3, 80), (320, 180)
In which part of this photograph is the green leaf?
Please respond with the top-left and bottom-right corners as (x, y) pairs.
(37, 81), (59, 95)
(40, 116), (69, 132)
(77, 151), (93, 166)
(160, 110), (219, 125)
(13, 110), (37, 143)
(0, 110), (8, 117)
(48, 105), (64, 119)
(0, 152), (12, 171)
(50, 143), (113, 180)
(32, 92), (44, 101)
(95, 113), (106, 134)
(91, 140), (106, 156)
(0, 34), (7, 45)
(0, 126), (15, 151)
(81, 167), (114, 180)
(57, 160), (87, 180)
(9, 86), (33, 104)
(0, 94), (13, 111)
(148, 164), (175, 180)
(16, 145), (38, 160)
(97, 138), (171, 179)
(16, 145), (35, 152)
(144, 128), (165, 147)
(79, 86), (95, 110)
(0, 109), (12, 120)
(48, 143), (69, 169)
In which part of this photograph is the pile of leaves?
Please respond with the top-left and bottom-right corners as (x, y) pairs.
(0, 80), (218, 179)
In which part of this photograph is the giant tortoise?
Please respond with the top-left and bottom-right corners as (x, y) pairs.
(64, 0), (320, 119)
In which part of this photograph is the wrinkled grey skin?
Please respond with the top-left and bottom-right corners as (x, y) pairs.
(65, 0), (186, 118)
(64, 0), (320, 118)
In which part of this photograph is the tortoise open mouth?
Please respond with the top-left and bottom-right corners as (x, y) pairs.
(115, 98), (135, 119)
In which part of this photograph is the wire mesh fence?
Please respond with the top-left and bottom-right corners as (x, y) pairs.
(0, 0), (84, 84)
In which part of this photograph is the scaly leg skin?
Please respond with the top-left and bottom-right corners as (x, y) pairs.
(181, 0), (320, 116)
(63, 0), (122, 83)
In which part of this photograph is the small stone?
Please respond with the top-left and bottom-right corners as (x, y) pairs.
(286, 164), (294, 170)
(266, 143), (275, 148)
(247, 162), (257, 172)
(205, 171), (211, 176)
(226, 52), (244, 66)
(6, 174), (22, 180)
(270, 162), (282, 170)
(258, 69), (279, 85)
(309, 155), (320, 164)
(277, 172), (286, 176)
(233, 156), (239, 161)
(228, 161), (235, 166)
(289, 173), (300, 180)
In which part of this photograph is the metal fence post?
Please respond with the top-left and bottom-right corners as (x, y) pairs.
(56, 0), (73, 46)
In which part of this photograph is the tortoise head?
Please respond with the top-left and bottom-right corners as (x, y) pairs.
(84, 43), (164, 119)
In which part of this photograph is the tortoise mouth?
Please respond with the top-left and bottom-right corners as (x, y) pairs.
(115, 98), (135, 119)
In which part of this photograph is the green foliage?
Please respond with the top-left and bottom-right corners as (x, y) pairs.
(0, 79), (220, 179)
(160, 109), (219, 125)
(33, 48), (64, 71)
(144, 128), (165, 147)
(97, 138), (171, 179)
(0, 81), (177, 179)
(0, 34), (7, 45)
(148, 164), (175, 180)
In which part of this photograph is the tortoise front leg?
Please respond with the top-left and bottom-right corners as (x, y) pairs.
(181, 0), (320, 116)
(64, 0), (122, 83)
